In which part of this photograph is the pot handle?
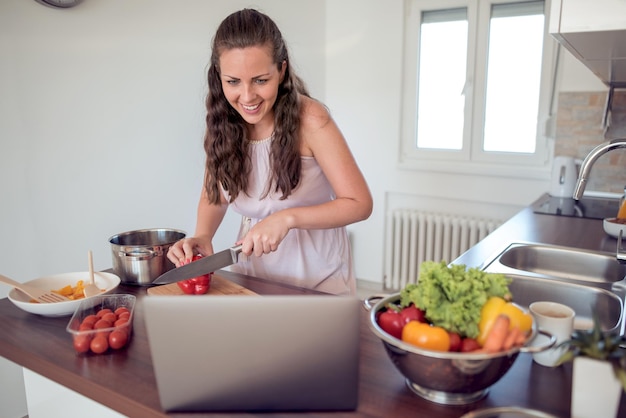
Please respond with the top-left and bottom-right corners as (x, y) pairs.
(362, 294), (389, 311)
(118, 249), (157, 260)
(519, 329), (557, 354)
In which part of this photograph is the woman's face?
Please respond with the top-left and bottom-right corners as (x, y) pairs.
(219, 45), (286, 135)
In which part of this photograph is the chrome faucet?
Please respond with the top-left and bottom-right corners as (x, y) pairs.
(573, 139), (626, 200)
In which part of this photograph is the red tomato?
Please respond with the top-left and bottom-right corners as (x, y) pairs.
(101, 312), (117, 324)
(448, 332), (462, 352)
(460, 337), (481, 352)
(117, 311), (131, 321)
(78, 322), (93, 331)
(73, 335), (92, 353)
(82, 314), (99, 325)
(377, 307), (404, 339)
(94, 319), (113, 329)
(114, 318), (129, 327)
(108, 330), (129, 350)
(96, 308), (113, 318)
(90, 335), (109, 354)
(401, 321), (451, 352)
(399, 305), (426, 324)
(114, 307), (129, 316)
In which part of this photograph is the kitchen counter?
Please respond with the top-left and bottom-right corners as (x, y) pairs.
(455, 193), (621, 269)
(1, 194), (625, 417)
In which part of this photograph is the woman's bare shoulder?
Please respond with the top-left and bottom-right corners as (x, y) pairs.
(299, 95), (332, 132)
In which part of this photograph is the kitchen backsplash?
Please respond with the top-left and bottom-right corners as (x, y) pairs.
(556, 91), (626, 194)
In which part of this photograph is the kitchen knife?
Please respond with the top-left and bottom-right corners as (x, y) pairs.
(152, 244), (243, 285)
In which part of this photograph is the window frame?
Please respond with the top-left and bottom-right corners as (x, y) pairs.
(399, 0), (557, 178)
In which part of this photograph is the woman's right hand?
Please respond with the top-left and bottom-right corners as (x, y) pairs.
(167, 236), (214, 267)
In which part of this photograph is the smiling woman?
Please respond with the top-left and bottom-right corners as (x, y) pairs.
(166, 8), (373, 296)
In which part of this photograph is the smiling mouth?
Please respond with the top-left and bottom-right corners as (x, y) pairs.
(242, 103), (260, 111)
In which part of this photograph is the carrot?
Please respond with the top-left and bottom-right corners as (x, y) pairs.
(502, 326), (521, 350)
(482, 314), (510, 353)
(515, 330), (528, 346)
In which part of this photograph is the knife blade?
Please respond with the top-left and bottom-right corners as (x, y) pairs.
(152, 244), (243, 285)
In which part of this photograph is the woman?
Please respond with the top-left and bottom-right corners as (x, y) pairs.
(168, 9), (372, 295)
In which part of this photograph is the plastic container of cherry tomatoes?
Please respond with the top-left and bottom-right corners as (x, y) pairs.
(66, 294), (136, 355)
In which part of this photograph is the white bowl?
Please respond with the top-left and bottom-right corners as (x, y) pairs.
(603, 218), (626, 239)
(8, 272), (121, 317)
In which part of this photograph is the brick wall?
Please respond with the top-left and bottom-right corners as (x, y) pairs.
(555, 91), (626, 194)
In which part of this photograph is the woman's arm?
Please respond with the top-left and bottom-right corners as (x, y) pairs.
(241, 96), (372, 256)
(168, 185), (229, 265)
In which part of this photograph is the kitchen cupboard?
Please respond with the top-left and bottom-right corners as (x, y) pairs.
(550, 0), (626, 85)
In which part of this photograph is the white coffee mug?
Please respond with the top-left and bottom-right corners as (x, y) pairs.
(529, 301), (575, 367)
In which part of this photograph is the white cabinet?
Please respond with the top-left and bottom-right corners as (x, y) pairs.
(550, 0), (626, 85)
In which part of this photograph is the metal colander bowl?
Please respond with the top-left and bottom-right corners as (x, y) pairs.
(364, 293), (553, 405)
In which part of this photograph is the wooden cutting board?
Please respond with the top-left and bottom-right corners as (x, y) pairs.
(146, 274), (257, 296)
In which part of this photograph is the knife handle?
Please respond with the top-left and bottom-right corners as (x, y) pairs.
(230, 244), (243, 262)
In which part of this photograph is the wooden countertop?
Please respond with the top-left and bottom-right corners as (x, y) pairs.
(1, 197), (625, 417)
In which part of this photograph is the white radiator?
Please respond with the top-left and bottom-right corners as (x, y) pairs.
(384, 210), (502, 290)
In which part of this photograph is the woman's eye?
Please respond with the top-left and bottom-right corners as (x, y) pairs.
(254, 79), (268, 85)
(224, 79), (239, 85)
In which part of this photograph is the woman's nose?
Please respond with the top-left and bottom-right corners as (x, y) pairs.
(241, 83), (255, 101)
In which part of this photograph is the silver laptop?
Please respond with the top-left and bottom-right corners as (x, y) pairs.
(143, 295), (360, 412)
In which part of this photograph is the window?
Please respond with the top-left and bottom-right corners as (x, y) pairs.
(400, 0), (555, 173)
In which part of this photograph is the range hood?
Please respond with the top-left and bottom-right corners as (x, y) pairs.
(549, 0), (626, 87)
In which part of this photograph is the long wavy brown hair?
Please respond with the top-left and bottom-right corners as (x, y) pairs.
(204, 9), (310, 204)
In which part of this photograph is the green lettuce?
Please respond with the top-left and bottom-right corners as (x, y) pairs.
(399, 261), (511, 338)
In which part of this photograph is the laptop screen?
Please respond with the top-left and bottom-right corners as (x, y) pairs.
(143, 295), (361, 412)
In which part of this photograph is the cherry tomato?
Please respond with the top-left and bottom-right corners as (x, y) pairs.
(96, 308), (113, 318)
(90, 335), (109, 354)
(101, 312), (117, 324)
(82, 314), (99, 325)
(78, 322), (93, 331)
(117, 311), (131, 320)
(460, 337), (481, 352)
(108, 330), (129, 350)
(114, 307), (130, 316)
(94, 319), (113, 329)
(73, 335), (92, 353)
(448, 332), (462, 352)
(114, 318), (129, 327)
(399, 304), (426, 324)
(377, 307), (404, 339)
(401, 321), (451, 352)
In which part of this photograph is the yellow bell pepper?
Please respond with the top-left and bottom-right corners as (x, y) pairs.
(477, 296), (532, 346)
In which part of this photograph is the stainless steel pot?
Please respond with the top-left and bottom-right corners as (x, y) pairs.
(108, 228), (186, 286)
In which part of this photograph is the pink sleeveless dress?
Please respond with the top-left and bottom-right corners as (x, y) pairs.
(224, 137), (355, 295)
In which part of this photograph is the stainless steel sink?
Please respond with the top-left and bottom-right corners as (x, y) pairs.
(507, 274), (622, 333)
(482, 242), (626, 285)
(481, 242), (626, 334)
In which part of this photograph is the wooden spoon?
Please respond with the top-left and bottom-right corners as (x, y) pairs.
(83, 250), (101, 298)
